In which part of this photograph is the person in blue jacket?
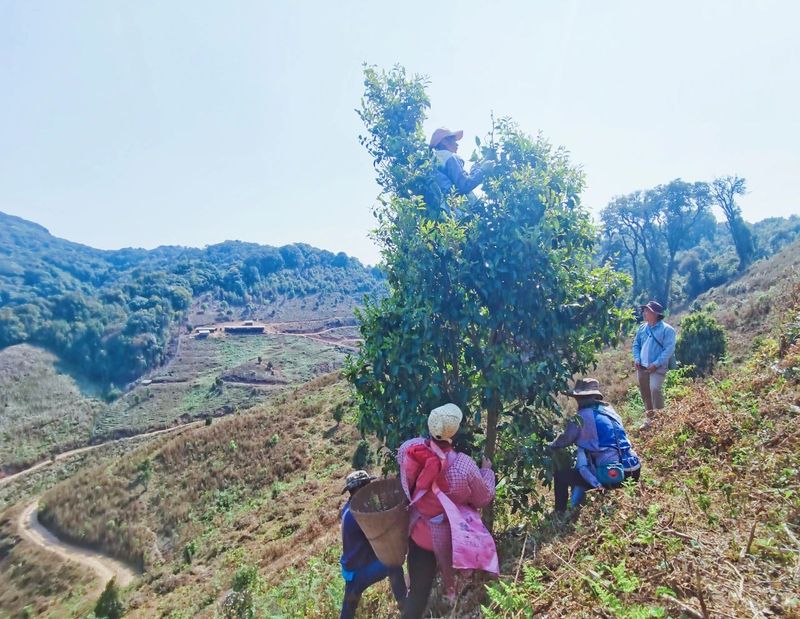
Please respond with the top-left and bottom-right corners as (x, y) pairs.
(632, 300), (677, 425)
(548, 378), (642, 513)
(339, 470), (407, 619)
(429, 128), (494, 217)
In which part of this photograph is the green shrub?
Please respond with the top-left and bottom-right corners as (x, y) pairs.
(94, 578), (124, 619)
(260, 550), (342, 617)
(105, 384), (122, 402)
(332, 403), (345, 425)
(183, 539), (198, 564)
(676, 311), (727, 376)
(135, 458), (152, 490)
(222, 565), (262, 619)
(352, 440), (373, 468)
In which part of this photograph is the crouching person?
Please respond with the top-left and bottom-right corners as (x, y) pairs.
(548, 378), (642, 512)
(340, 470), (407, 619)
(397, 403), (499, 619)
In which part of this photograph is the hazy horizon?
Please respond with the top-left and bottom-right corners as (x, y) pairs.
(3, 205), (797, 268)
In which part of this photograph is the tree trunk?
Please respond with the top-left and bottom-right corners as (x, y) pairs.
(482, 394), (501, 531)
(662, 252), (677, 307)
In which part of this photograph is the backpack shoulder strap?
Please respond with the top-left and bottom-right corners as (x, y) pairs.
(646, 325), (665, 349)
(594, 408), (623, 460)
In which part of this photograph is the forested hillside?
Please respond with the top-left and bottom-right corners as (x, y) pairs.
(598, 178), (800, 308)
(0, 211), (384, 389)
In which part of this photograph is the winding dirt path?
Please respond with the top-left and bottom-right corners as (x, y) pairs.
(17, 498), (138, 593)
(0, 421), (203, 488)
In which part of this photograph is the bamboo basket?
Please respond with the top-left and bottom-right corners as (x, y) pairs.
(349, 478), (410, 567)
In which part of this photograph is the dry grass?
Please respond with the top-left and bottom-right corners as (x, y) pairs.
(482, 292), (800, 618)
(0, 505), (96, 619)
(695, 238), (800, 360)
(38, 372), (363, 617)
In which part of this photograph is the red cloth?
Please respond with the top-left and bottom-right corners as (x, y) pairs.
(398, 437), (498, 597)
(405, 440), (451, 517)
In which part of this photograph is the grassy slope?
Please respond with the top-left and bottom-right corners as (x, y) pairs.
(0, 506), (97, 619)
(0, 344), (103, 473)
(483, 333), (800, 618)
(590, 239), (800, 412)
(0, 429), (186, 619)
(478, 249), (800, 618)
(37, 373), (366, 618)
(5, 241), (799, 619)
(695, 238), (800, 359)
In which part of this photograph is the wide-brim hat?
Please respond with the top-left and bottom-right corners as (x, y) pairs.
(641, 300), (665, 318)
(342, 470), (376, 494)
(429, 128), (464, 149)
(562, 377), (604, 399)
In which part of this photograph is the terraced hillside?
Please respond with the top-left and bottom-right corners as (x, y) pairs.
(0, 326), (347, 475)
(94, 329), (347, 439)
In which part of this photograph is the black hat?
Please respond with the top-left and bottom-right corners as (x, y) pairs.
(641, 300), (665, 318)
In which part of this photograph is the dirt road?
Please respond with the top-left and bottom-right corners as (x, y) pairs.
(18, 498), (138, 593)
(0, 421), (203, 488)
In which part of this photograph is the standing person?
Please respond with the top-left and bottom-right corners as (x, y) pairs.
(632, 300), (676, 426)
(429, 128), (494, 216)
(548, 378), (642, 513)
(339, 470), (407, 619)
(397, 403), (498, 619)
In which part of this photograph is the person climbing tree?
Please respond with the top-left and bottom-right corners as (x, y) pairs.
(429, 127), (494, 216)
(347, 65), (629, 524)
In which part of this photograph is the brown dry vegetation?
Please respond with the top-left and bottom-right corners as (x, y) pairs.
(693, 238), (800, 359)
(589, 239), (800, 414)
(0, 505), (96, 619)
(38, 372), (362, 617)
(482, 288), (800, 618)
(5, 242), (799, 619)
(0, 421), (207, 618)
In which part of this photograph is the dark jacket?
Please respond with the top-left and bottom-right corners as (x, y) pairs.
(340, 500), (377, 571)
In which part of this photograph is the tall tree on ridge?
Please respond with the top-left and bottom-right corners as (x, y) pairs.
(711, 175), (755, 271)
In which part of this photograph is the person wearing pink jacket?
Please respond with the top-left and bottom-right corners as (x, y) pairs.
(397, 403), (499, 618)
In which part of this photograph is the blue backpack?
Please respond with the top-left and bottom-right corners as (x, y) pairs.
(593, 406), (640, 485)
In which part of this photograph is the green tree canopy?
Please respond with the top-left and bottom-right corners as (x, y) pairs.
(600, 180), (715, 307)
(345, 65), (630, 515)
(94, 578), (124, 619)
(711, 175), (756, 271)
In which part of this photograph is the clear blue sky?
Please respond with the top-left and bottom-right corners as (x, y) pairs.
(2, 1), (798, 265)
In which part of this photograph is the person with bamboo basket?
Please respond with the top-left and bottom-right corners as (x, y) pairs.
(339, 470), (407, 619)
(397, 403), (499, 618)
